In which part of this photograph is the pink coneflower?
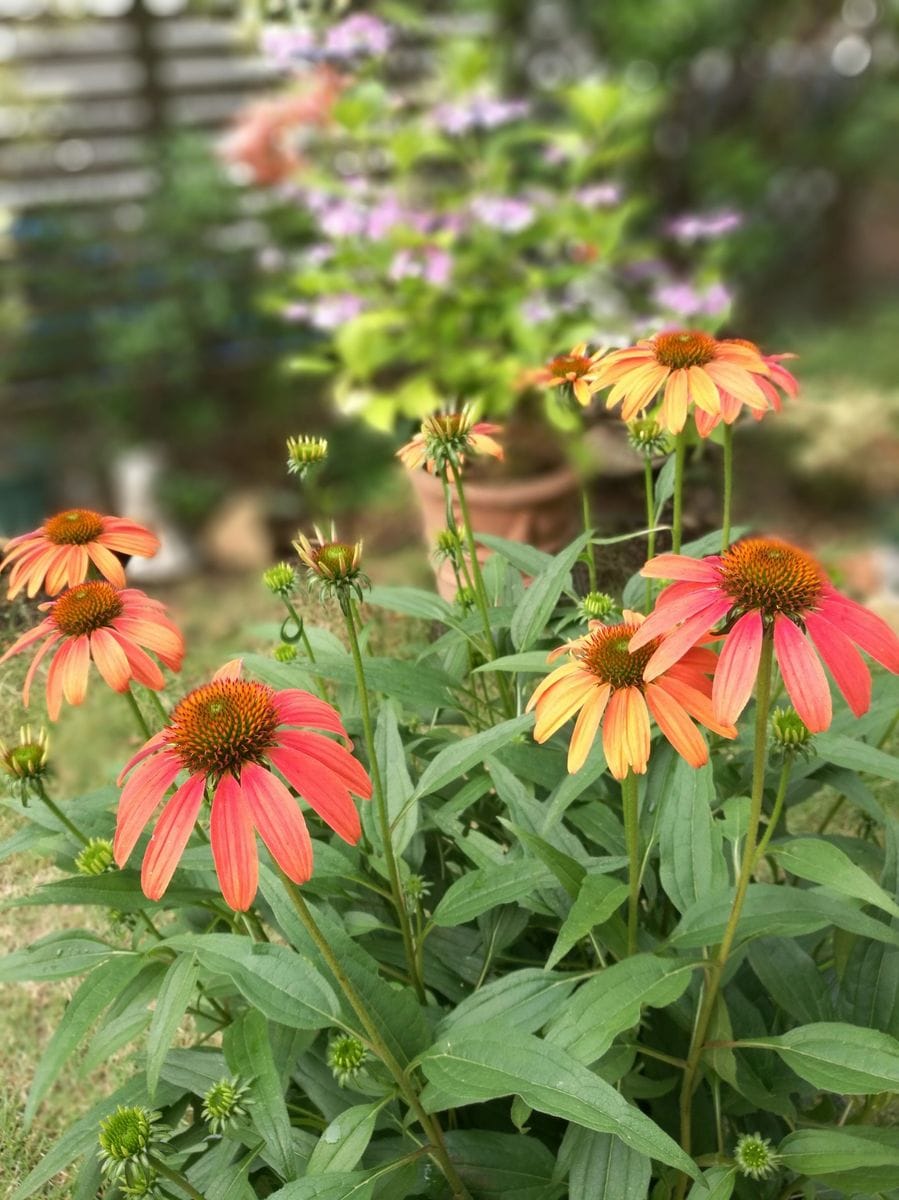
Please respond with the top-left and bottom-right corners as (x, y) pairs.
(1, 509), (160, 599)
(588, 330), (771, 434)
(527, 612), (736, 777)
(0, 582), (184, 720)
(694, 340), (799, 437)
(631, 539), (899, 732)
(114, 662), (371, 910)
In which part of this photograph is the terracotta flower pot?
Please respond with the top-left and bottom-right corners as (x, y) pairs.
(408, 463), (582, 600)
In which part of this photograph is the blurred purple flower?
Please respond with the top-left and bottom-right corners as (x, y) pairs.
(470, 195), (535, 233)
(389, 246), (453, 286)
(653, 279), (733, 317)
(574, 183), (622, 208)
(366, 196), (408, 239)
(261, 26), (322, 69)
(318, 199), (369, 239)
(434, 93), (530, 135)
(542, 142), (570, 165)
(666, 208), (743, 242)
(519, 293), (557, 324)
(284, 293), (365, 330)
(324, 14), (392, 60)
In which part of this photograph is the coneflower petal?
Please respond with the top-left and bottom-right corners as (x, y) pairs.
(642, 600), (733, 681)
(623, 688), (652, 774)
(90, 627), (133, 692)
(114, 751), (183, 865)
(274, 690), (349, 741)
(774, 616), (832, 733)
(61, 634), (91, 706)
(712, 610), (764, 725)
(566, 684), (611, 773)
(805, 611), (871, 717)
(817, 592), (899, 673)
(640, 554), (721, 583)
(87, 542), (127, 587)
(210, 774), (258, 912)
(275, 731), (372, 799)
(241, 760), (313, 885)
(268, 747), (361, 844)
(645, 683), (708, 768)
(532, 674), (596, 742)
(602, 689), (630, 780)
(141, 774), (206, 901)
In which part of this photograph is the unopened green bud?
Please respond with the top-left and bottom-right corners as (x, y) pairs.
(287, 435), (328, 478)
(76, 837), (115, 877)
(98, 1106), (163, 1181)
(770, 706), (813, 757)
(327, 1033), (367, 1087)
(202, 1076), (251, 1134)
(1, 725), (50, 780)
(263, 562), (297, 597)
(119, 1165), (161, 1199)
(455, 586), (476, 611)
(734, 1132), (779, 1181)
(627, 418), (670, 458)
(580, 591), (617, 621)
(273, 642), (298, 663)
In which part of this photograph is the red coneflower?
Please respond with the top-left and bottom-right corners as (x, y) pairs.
(1, 509), (160, 599)
(527, 611), (736, 777)
(694, 341), (799, 437)
(529, 343), (604, 407)
(631, 539), (899, 732)
(588, 330), (771, 434)
(0, 582), (183, 720)
(114, 661), (372, 910)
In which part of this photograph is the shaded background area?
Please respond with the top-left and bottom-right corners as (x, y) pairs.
(1, 0), (897, 577)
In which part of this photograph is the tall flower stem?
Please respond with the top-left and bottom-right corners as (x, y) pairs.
(146, 1155), (207, 1200)
(344, 601), (425, 1002)
(753, 757), (791, 868)
(643, 458), (656, 612)
(580, 485), (598, 592)
(671, 430), (688, 555)
(721, 423), (735, 552)
(621, 770), (641, 955)
(676, 633), (775, 1195)
(279, 874), (473, 1200)
(122, 687), (153, 739)
(34, 779), (89, 845)
(449, 461), (515, 715)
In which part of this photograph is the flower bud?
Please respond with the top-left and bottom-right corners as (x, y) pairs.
(580, 591), (617, 622)
(76, 837), (115, 877)
(627, 418), (670, 458)
(263, 562), (297, 597)
(286, 435), (328, 479)
(770, 706), (813, 757)
(433, 528), (462, 562)
(454, 586), (476, 612)
(98, 1106), (163, 1181)
(734, 1132), (779, 1181)
(202, 1076), (251, 1134)
(273, 642), (298, 663)
(1, 725), (50, 781)
(295, 530), (369, 609)
(327, 1032), (367, 1087)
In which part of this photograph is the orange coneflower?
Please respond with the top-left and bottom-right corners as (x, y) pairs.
(527, 611), (736, 777)
(530, 343), (604, 407)
(0, 582), (184, 720)
(694, 340), (799, 437)
(1, 509), (160, 599)
(396, 407), (503, 474)
(588, 329), (771, 434)
(631, 539), (899, 732)
(114, 661), (372, 910)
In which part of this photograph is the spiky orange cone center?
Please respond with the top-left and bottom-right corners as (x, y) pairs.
(578, 623), (660, 689)
(550, 353), (592, 379)
(653, 330), (717, 369)
(169, 680), (280, 776)
(52, 581), (124, 635)
(719, 539), (823, 618)
(44, 508), (105, 545)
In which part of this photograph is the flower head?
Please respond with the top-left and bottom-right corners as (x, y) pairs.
(632, 538), (899, 732)
(274, 642), (298, 663)
(580, 591), (618, 622)
(734, 1132), (779, 1181)
(114, 661), (371, 910)
(294, 530), (369, 609)
(263, 562), (298, 597)
(396, 408), (503, 475)
(1, 724), (50, 781)
(527, 611), (736, 777)
(202, 1077), (251, 1134)
(770, 705), (814, 758)
(286, 435), (329, 479)
(0, 583), (184, 721)
(327, 1032), (368, 1087)
(76, 837), (115, 876)
(530, 344), (604, 407)
(693, 339), (799, 437)
(1, 509), (160, 600)
(627, 418), (671, 458)
(588, 330), (771, 434)
(97, 1106), (163, 1181)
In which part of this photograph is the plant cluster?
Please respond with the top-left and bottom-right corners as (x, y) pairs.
(2, 310), (899, 1200)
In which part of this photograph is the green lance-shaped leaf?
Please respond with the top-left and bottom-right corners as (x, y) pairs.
(770, 837), (899, 918)
(306, 1102), (381, 1176)
(225, 1010), (297, 1183)
(546, 874), (628, 970)
(432, 859), (553, 926)
(658, 757), (728, 913)
(412, 714), (533, 800)
(436, 968), (580, 1038)
(146, 952), (199, 1101)
(559, 1124), (652, 1200)
(779, 1125), (899, 1190)
(419, 1027), (698, 1177)
(750, 1021), (899, 1094)
(510, 532), (588, 650)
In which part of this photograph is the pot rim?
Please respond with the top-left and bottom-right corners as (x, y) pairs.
(408, 461), (579, 507)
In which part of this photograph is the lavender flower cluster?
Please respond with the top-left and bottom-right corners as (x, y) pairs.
(262, 14), (392, 70)
(433, 93), (530, 135)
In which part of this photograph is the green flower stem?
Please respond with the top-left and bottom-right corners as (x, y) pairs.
(753, 757), (792, 868)
(122, 687), (153, 739)
(33, 779), (89, 845)
(282, 597), (328, 696)
(621, 770), (641, 956)
(145, 688), (169, 726)
(146, 1155), (207, 1200)
(721, 423), (735, 552)
(278, 874), (473, 1200)
(676, 633), (775, 1195)
(343, 601), (425, 1003)
(580, 485), (598, 592)
(449, 461), (515, 715)
(644, 457), (656, 612)
(671, 430), (688, 555)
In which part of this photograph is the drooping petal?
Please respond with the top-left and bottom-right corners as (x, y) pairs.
(602, 689), (630, 780)
(805, 611), (871, 718)
(640, 554), (721, 583)
(44, 548), (77, 596)
(65, 545), (90, 588)
(89, 627), (132, 692)
(629, 585), (726, 649)
(61, 635), (91, 706)
(140, 774), (206, 900)
(773, 616), (832, 733)
(22, 632), (61, 708)
(114, 751), (183, 865)
(660, 370), (689, 432)
(98, 519), (160, 558)
(113, 617), (185, 667)
(210, 774), (258, 911)
(645, 683), (708, 768)
(532, 673), (597, 742)
(712, 610), (764, 725)
(274, 690), (349, 741)
(0, 617), (57, 665)
(275, 731), (372, 799)
(268, 747), (361, 844)
(87, 542), (127, 587)
(117, 730), (170, 784)
(622, 688), (652, 774)
(241, 760), (313, 885)
(686, 365), (720, 415)
(817, 592), (899, 673)
(525, 660), (583, 711)
(108, 631), (165, 690)
(45, 640), (73, 720)
(652, 672), (737, 739)
(705, 361), (769, 410)
(641, 599), (733, 681)
(566, 684), (611, 773)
